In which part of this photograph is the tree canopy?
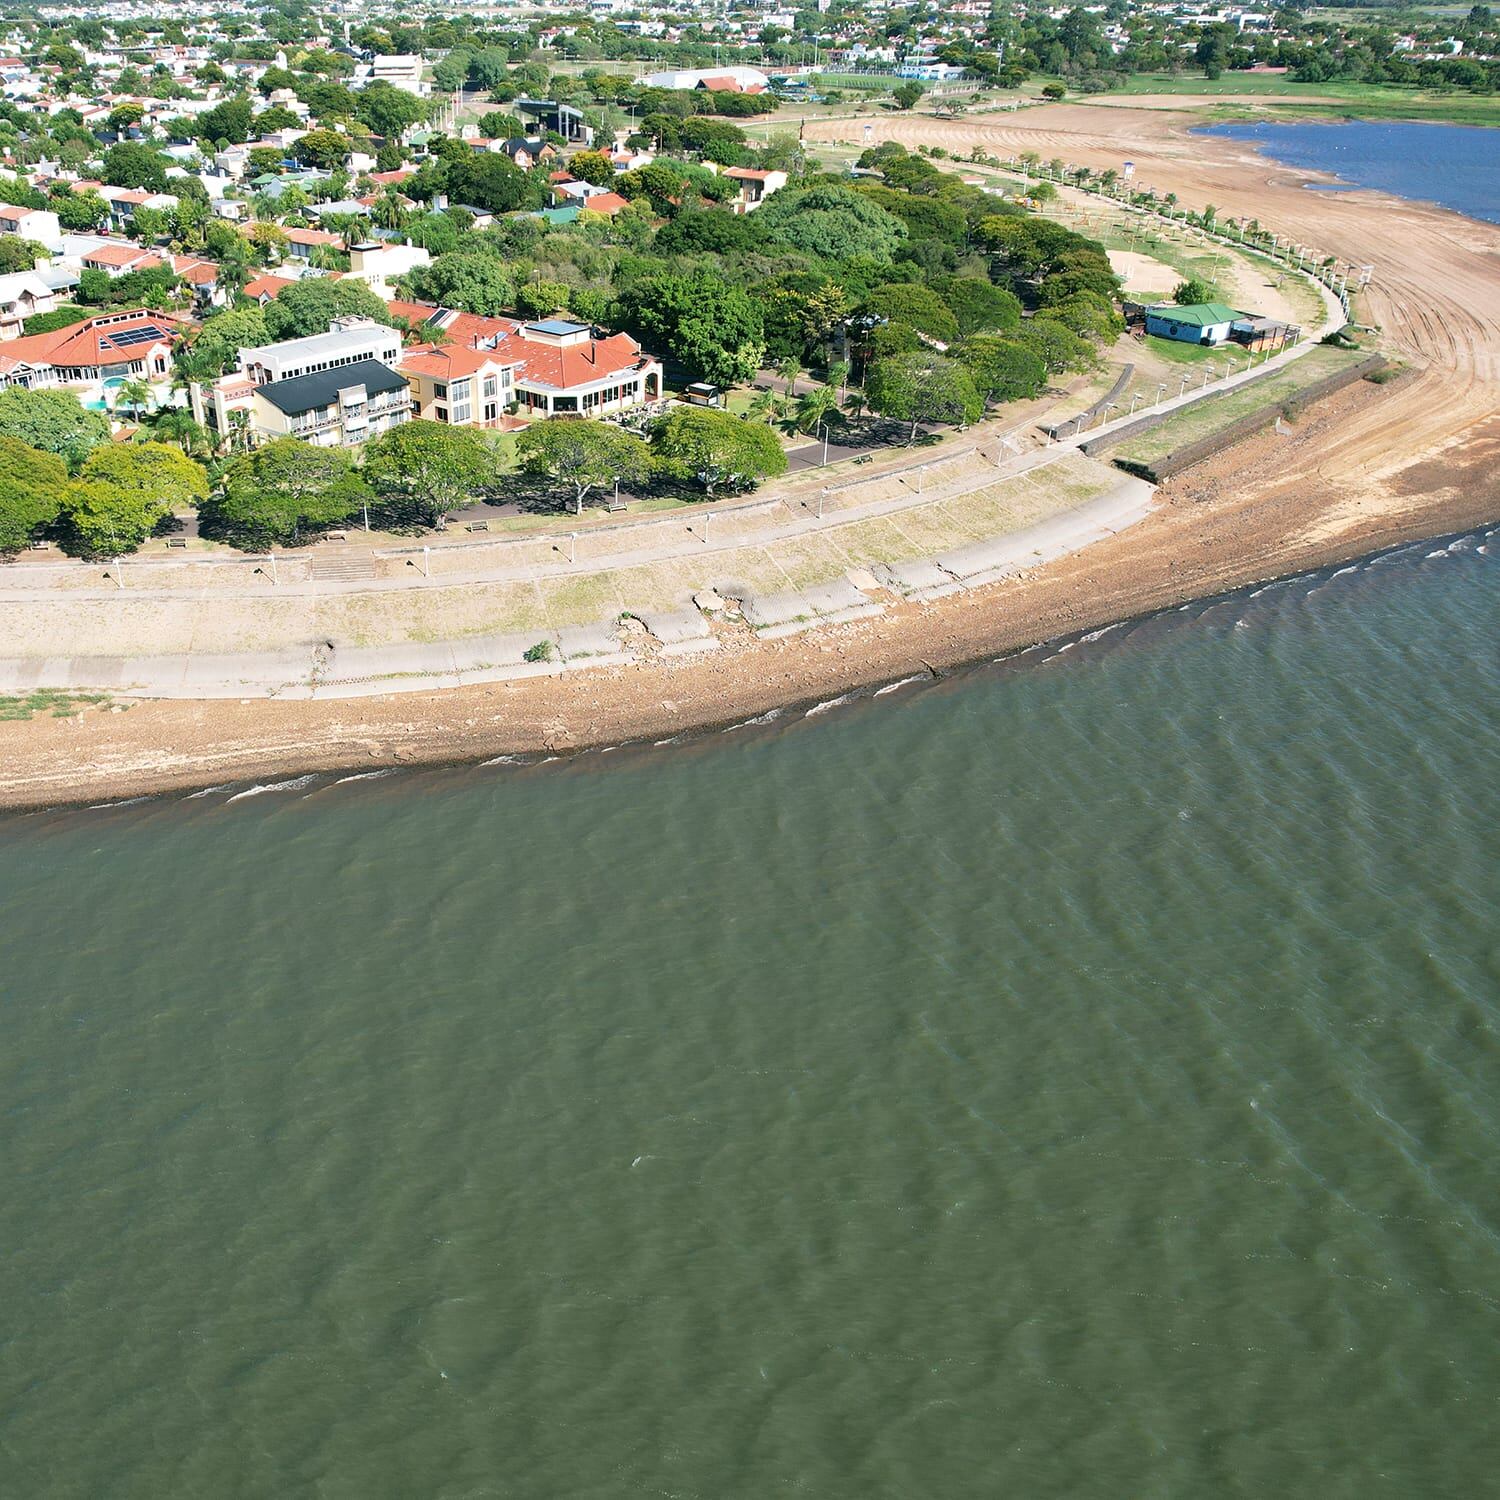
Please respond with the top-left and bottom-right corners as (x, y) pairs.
(0, 387), (110, 469)
(515, 420), (652, 513)
(0, 437), (68, 554)
(865, 352), (983, 442)
(650, 408), (786, 496)
(61, 443), (208, 556)
(205, 440), (371, 547)
(362, 421), (493, 526)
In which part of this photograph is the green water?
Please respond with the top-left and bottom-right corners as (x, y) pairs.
(2, 535), (1497, 1498)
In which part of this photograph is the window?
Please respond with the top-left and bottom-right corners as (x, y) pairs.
(434, 382), (448, 400)
(482, 376), (497, 398)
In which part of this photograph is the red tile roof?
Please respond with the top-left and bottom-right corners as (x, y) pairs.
(580, 192), (630, 216)
(0, 310), (181, 374)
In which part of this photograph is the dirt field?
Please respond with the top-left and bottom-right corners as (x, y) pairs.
(803, 104), (1500, 523)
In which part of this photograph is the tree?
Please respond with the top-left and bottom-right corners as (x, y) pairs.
(515, 420), (652, 514)
(0, 387), (110, 468)
(756, 184), (907, 264)
(197, 96), (254, 146)
(205, 440), (370, 546)
(102, 142), (171, 192)
(1172, 277), (1215, 306)
(113, 377), (154, 424)
(931, 276), (1023, 336)
(185, 306), (269, 378)
(54, 191), (109, 231)
(650, 407), (787, 496)
(0, 437), (67, 554)
(1014, 316), (1096, 375)
(893, 82), (925, 110)
(955, 337), (1047, 405)
(293, 129), (351, 172)
(405, 252), (514, 316)
(262, 278), (391, 340)
(865, 352), (983, 443)
(362, 421), (493, 527)
(516, 280), (571, 319)
(568, 149), (615, 186)
(60, 443), (208, 556)
(859, 284), (960, 345)
(621, 274), (765, 388)
(793, 385), (840, 435)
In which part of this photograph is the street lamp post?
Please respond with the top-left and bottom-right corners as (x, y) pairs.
(1156, 382), (1167, 406)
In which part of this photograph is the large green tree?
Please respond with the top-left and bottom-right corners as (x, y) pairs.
(955, 337), (1047, 405)
(650, 408), (787, 496)
(515, 420), (652, 513)
(262, 278), (392, 341)
(362, 420), (493, 527)
(0, 437), (68, 554)
(931, 276), (1024, 336)
(0, 387), (110, 469)
(859, 284), (960, 345)
(205, 440), (371, 546)
(755, 184), (907, 264)
(865, 352), (983, 443)
(621, 274), (764, 388)
(61, 443), (208, 556)
(404, 252), (514, 316)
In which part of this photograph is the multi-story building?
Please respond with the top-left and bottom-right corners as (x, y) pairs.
(390, 303), (664, 424)
(192, 316), (411, 447)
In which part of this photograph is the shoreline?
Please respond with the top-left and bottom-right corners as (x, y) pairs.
(3, 102), (1497, 812)
(17, 511), (1495, 818)
(3, 402), (1495, 812)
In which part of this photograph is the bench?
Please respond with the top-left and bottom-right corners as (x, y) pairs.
(326, 531), (348, 543)
(466, 519), (489, 532)
(165, 538), (187, 549)
(605, 497), (626, 512)
(852, 454), (873, 466)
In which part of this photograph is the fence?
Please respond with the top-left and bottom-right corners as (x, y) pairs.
(1098, 355), (1388, 480)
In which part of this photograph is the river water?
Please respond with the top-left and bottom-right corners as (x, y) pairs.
(1201, 119), (1500, 225)
(2, 532), (1497, 1496)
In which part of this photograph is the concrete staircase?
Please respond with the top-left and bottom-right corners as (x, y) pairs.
(309, 553), (378, 583)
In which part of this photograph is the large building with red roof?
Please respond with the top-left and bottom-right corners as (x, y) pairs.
(391, 302), (663, 424)
(0, 309), (180, 401)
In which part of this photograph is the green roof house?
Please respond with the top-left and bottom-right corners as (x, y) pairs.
(1145, 302), (1241, 346)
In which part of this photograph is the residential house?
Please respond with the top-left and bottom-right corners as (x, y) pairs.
(0, 308), (179, 402)
(720, 166), (788, 213)
(0, 204), (62, 252)
(391, 302), (663, 422)
(193, 315), (409, 446)
(0, 269), (58, 340)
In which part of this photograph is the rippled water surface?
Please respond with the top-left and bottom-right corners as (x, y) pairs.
(2, 537), (1497, 1497)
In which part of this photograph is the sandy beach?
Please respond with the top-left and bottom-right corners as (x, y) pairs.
(3, 103), (1497, 809)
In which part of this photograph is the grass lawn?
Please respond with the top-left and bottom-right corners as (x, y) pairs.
(1112, 345), (1365, 463)
(0, 689), (109, 720)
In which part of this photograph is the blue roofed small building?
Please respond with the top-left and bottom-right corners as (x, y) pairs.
(1144, 302), (1240, 346)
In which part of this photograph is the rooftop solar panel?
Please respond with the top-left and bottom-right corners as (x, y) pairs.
(102, 326), (167, 350)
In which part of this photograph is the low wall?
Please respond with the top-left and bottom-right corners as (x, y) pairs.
(1090, 355), (1387, 481)
(1045, 363), (1134, 439)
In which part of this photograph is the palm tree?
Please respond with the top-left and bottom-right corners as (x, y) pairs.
(150, 407), (210, 456)
(777, 356), (802, 396)
(794, 385), (839, 435)
(113, 377), (153, 424)
(746, 389), (780, 424)
(826, 359), (851, 401)
(843, 390), (867, 424)
(226, 409), (251, 454)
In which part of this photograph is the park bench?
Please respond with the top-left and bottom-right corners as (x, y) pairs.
(326, 531), (348, 543)
(165, 538), (187, 549)
(852, 454), (874, 466)
(466, 519), (489, 532)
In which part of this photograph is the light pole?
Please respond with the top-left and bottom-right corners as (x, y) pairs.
(819, 421), (830, 466)
(1156, 382), (1167, 406)
(1179, 374), (1191, 396)
(1129, 391), (1141, 416)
